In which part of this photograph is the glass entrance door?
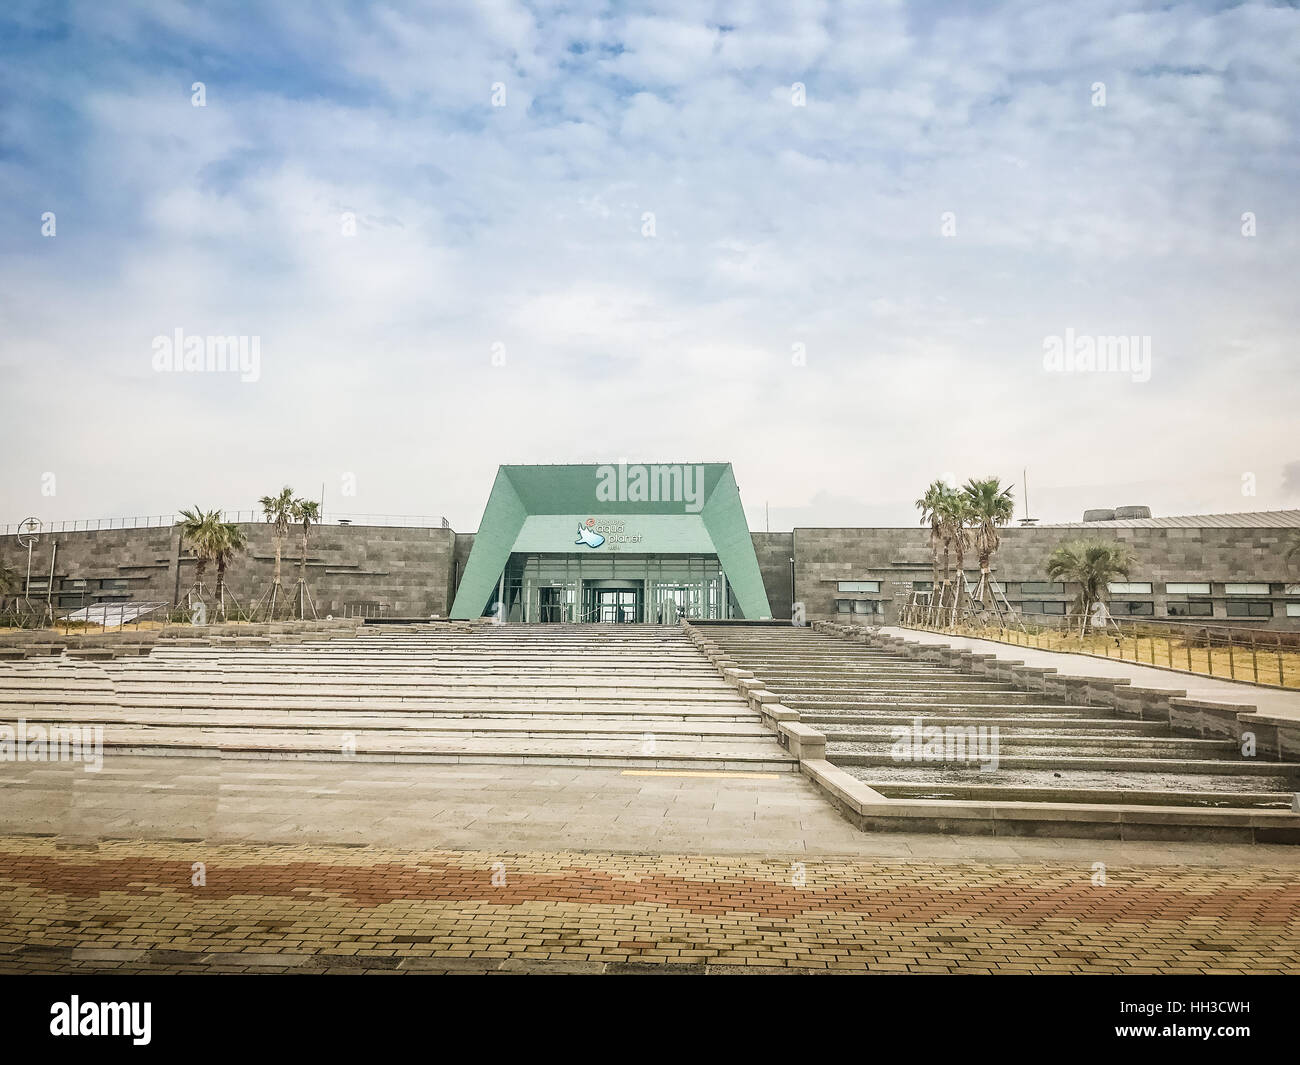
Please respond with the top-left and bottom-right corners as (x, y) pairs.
(582, 580), (643, 622)
(595, 588), (638, 623)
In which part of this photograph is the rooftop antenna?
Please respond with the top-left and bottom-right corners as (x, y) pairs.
(1018, 467), (1038, 526)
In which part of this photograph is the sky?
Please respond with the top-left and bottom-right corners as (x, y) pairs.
(1, 0), (1298, 533)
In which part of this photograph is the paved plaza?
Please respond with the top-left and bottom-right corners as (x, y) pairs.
(3, 624), (1300, 974)
(3, 835), (1299, 974)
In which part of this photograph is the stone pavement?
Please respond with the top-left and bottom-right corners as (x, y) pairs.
(3, 837), (1298, 974)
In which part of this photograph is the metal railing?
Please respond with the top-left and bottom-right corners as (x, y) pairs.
(897, 604), (1300, 689)
(2, 512), (451, 535)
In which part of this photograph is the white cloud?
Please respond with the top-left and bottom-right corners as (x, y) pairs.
(1, 0), (1297, 530)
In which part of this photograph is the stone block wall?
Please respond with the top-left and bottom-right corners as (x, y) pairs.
(0, 523), (459, 619)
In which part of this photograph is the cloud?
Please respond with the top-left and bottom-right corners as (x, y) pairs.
(1, 0), (1297, 530)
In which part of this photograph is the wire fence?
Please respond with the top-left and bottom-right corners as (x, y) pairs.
(2, 512), (451, 535)
(898, 605), (1300, 689)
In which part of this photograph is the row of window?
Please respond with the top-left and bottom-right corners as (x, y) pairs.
(835, 600), (883, 614)
(1016, 600), (1288, 618)
(839, 578), (1296, 597)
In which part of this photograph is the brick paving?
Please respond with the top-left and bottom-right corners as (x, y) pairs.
(2, 836), (1297, 974)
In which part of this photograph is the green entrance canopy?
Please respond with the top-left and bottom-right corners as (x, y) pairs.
(449, 463), (772, 620)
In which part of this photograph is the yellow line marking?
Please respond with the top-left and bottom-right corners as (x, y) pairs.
(621, 770), (781, 779)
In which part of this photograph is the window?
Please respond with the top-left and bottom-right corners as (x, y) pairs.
(852, 600), (883, 615)
(1286, 603), (1300, 617)
(1286, 584), (1300, 595)
(835, 600), (853, 614)
(1166, 582), (1210, 595)
(1167, 600), (1213, 617)
(1113, 601), (1154, 616)
(837, 580), (880, 593)
(1227, 601), (1273, 618)
(1108, 582), (1152, 594)
(912, 581), (933, 591)
(1225, 583), (1270, 595)
(1020, 581), (1066, 595)
(1021, 601), (1067, 615)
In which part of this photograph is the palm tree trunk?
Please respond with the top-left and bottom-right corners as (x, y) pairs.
(270, 533), (283, 619)
(299, 527), (308, 617)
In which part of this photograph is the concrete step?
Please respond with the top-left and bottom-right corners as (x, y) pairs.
(824, 733), (1238, 756)
(865, 780), (1298, 810)
(0, 707), (772, 740)
(830, 751), (1300, 777)
(807, 714), (1170, 733)
(91, 725), (798, 770)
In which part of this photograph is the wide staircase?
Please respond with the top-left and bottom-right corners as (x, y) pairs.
(705, 625), (1300, 810)
(0, 625), (794, 772)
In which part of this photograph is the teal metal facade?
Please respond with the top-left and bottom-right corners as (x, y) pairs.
(449, 464), (773, 621)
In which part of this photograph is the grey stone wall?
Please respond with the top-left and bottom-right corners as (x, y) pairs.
(791, 525), (1300, 630)
(0, 523), (458, 619)
(4, 520), (1295, 628)
(750, 532), (794, 621)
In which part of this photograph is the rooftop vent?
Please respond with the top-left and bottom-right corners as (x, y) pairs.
(1082, 506), (1152, 522)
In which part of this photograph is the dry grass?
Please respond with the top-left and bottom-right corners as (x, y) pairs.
(927, 623), (1300, 688)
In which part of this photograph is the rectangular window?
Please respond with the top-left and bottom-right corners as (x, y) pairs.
(1108, 582), (1152, 594)
(1165, 582), (1210, 595)
(852, 600), (882, 615)
(1019, 581), (1066, 595)
(1167, 600), (1213, 617)
(912, 581), (933, 591)
(1022, 601), (1067, 615)
(1114, 600), (1154, 616)
(1285, 584), (1300, 595)
(835, 599), (853, 614)
(1225, 583), (1270, 595)
(1226, 601), (1273, 618)
(836, 580), (880, 593)
(1286, 603), (1300, 617)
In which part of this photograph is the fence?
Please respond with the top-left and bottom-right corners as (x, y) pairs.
(2, 512), (450, 535)
(897, 603), (1300, 690)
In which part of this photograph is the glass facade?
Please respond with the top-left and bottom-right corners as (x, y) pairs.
(484, 552), (737, 623)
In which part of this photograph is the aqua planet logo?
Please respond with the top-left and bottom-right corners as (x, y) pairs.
(575, 519), (606, 548)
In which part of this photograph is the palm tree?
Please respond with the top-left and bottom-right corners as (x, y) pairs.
(213, 521), (248, 621)
(258, 487), (295, 617)
(0, 555), (16, 616)
(176, 507), (223, 600)
(290, 497), (320, 618)
(940, 490), (973, 616)
(1286, 531), (1300, 573)
(1045, 540), (1136, 634)
(963, 477), (1015, 605)
(915, 481), (952, 614)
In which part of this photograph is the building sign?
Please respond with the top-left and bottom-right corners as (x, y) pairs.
(573, 517), (644, 550)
